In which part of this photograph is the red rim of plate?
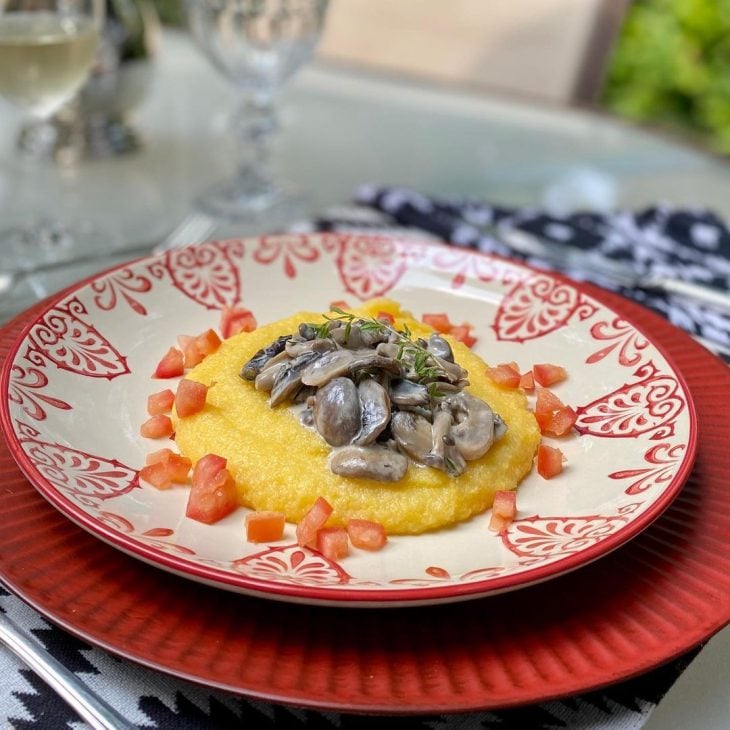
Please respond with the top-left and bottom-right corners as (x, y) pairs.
(0, 237), (699, 606)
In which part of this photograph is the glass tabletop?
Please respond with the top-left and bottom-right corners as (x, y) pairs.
(0, 28), (729, 322)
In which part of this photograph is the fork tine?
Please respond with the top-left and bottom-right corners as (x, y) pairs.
(153, 213), (216, 253)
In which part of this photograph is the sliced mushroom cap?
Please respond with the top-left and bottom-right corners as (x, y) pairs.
(432, 355), (468, 384)
(376, 342), (400, 359)
(300, 349), (357, 387)
(390, 379), (430, 407)
(313, 377), (361, 446)
(447, 392), (497, 460)
(329, 445), (408, 482)
(269, 351), (321, 407)
(353, 378), (390, 446)
(331, 324), (365, 349)
(298, 323), (318, 340)
(240, 335), (292, 380)
(427, 333), (454, 362)
(422, 406), (453, 470)
(494, 413), (508, 441)
(390, 411), (433, 463)
(348, 353), (402, 378)
(285, 337), (337, 358)
(360, 322), (391, 347)
(255, 360), (288, 392)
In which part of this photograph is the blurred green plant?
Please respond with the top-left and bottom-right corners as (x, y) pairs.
(603, 0), (730, 153)
(151, 0), (730, 153)
(152, 0), (184, 26)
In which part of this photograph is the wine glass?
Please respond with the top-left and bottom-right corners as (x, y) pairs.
(0, 0), (105, 272)
(186, 0), (329, 224)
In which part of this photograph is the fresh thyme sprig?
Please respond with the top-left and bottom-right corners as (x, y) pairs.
(318, 307), (449, 383)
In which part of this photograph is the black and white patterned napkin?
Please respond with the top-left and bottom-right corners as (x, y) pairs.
(1, 188), (726, 729)
(304, 185), (730, 359)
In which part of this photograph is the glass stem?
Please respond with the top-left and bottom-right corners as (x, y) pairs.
(231, 94), (279, 195)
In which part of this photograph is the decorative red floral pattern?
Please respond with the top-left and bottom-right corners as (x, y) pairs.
(493, 274), (598, 342)
(18, 436), (139, 508)
(8, 365), (72, 421)
(23, 297), (129, 379)
(426, 247), (528, 289)
(501, 507), (641, 560)
(585, 317), (650, 367)
(96, 513), (196, 556)
(0, 234), (697, 600)
(390, 565), (507, 586)
(609, 443), (687, 495)
(150, 241), (244, 310)
(90, 267), (153, 316)
(575, 361), (686, 439)
(232, 545), (351, 585)
(329, 234), (421, 300)
(253, 234), (320, 279)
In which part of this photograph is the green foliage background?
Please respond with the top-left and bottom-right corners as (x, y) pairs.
(151, 0), (730, 154)
(603, 0), (730, 153)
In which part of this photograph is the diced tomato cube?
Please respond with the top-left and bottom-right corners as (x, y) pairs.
(161, 452), (192, 483)
(186, 463), (238, 524)
(316, 526), (350, 561)
(141, 448), (192, 487)
(422, 312), (452, 334)
(220, 306), (257, 339)
(177, 334), (194, 351)
(485, 364), (521, 389)
(146, 447), (174, 465)
(376, 310), (395, 325)
(153, 347), (184, 379)
(450, 325), (477, 348)
(195, 328), (222, 357)
(329, 300), (350, 311)
(534, 388), (577, 437)
(175, 378), (209, 418)
(182, 341), (205, 369)
(519, 370), (535, 392)
(296, 496), (334, 548)
(192, 453), (228, 488)
(537, 443), (565, 479)
(140, 414), (174, 439)
(139, 461), (173, 490)
(147, 389), (175, 416)
(178, 334), (203, 369)
(245, 511), (286, 542)
(346, 519), (388, 551)
(489, 490), (517, 532)
(533, 363), (568, 388)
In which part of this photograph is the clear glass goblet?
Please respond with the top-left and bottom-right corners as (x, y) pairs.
(186, 0), (329, 224)
(0, 0), (106, 271)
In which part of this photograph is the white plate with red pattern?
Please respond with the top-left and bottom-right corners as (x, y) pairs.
(0, 234), (697, 607)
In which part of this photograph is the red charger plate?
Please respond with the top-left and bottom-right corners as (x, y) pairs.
(0, 283), (728, 714)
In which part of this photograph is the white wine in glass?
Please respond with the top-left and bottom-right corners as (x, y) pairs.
(0, 12), (98, 118)
(0, 0), (105, 273)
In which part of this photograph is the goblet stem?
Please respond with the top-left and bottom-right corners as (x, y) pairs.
(233, 94), (278, 188)
(195, 93), (288, 219)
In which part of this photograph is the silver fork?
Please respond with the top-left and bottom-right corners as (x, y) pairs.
(0, 608), (136, 729)
(497, 226), (730, 313)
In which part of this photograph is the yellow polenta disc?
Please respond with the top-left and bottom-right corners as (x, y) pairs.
(174, 299), (540, 534)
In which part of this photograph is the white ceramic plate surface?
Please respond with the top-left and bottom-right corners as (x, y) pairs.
(0, 234), (697, 606)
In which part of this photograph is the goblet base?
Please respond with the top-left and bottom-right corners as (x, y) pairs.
(0, 218), (123, 273)
(195, 174), (305, 229)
